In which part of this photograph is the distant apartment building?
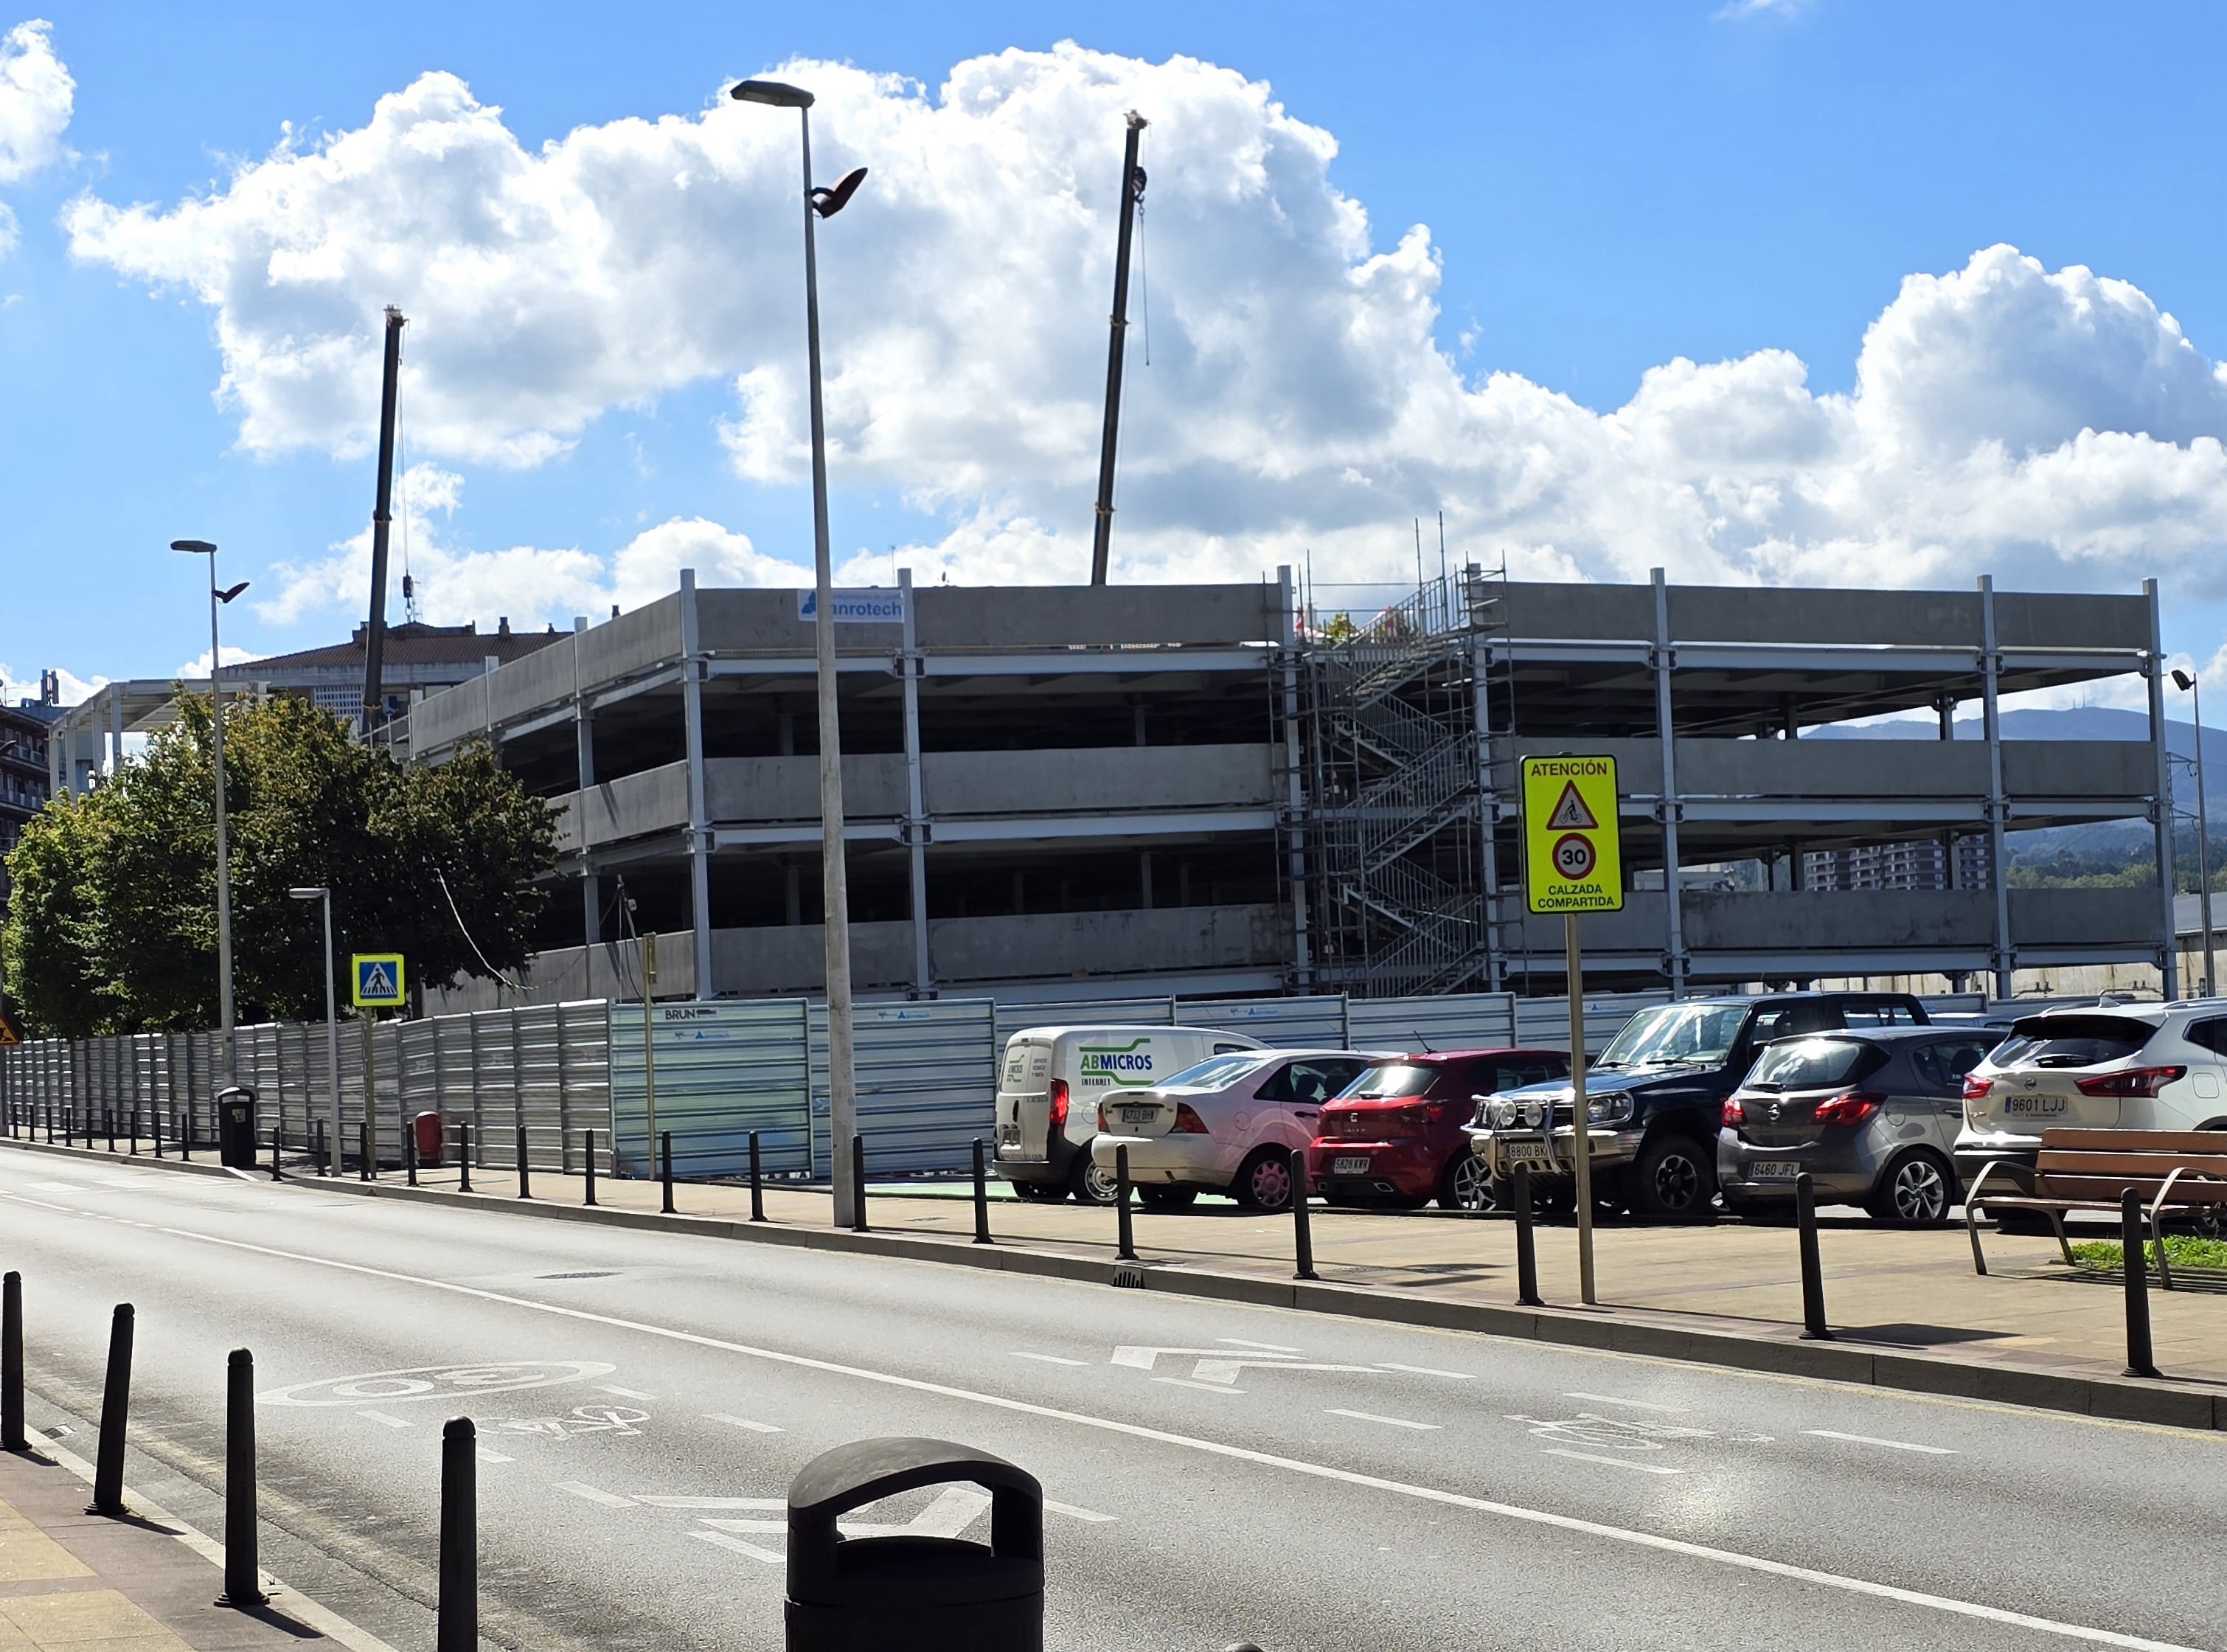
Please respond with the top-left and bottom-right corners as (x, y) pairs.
(0, 678), (61, 923)
(1804, 837), (1993, 892)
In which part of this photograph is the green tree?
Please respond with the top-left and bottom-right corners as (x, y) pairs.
(1, 693), (557, 1034)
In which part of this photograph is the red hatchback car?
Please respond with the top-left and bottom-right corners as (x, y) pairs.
(1310, 1049), (1570, 1210)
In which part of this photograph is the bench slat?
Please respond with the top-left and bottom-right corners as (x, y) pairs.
(2040, 1128), (2227, 1153)
(2037, 1150), (2227, 1178)
(2033, 1173), (2227, 1205)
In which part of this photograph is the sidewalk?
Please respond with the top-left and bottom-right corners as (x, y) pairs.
(0, 1442), (346, 1651)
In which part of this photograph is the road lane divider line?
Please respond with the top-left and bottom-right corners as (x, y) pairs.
(1012, 1352), (1088, 1367)
(1564, 1392), (1690, 1412)
(1377, 1363), (1473, 1380)
(1044, 1500), (1118, 1523)
(1804, 1429), (1957, 1456)
(1327, 1409), (1441, 1431)
(1151, 1377), (1245, 1395)
(356, 1410), (413, 1429)
(555, 1482), (636, 1507)
(132, 1214), (2209, 1652)
(689, 1529), (782, 1564)
(598, 1384), (659, 1400)
(1541, 1449), (1684, 1476)
(706, 1413), (782, 1434)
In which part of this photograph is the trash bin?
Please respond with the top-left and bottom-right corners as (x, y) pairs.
(215, 1086), (259, 1170)
(785, 1437), (1042, 1652)
(413, 1111), (445, 1168)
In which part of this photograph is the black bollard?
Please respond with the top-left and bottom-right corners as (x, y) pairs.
(218, 1348), (266, 1606)
(748, 1130), (766, 1223)
(269, 1130), (282, 1182)
(105, 1108), (114, 1153)
(315, 1120), (327, 1178)
(1115, 1145), (1137, 1262)
(406, 1121), (418, 1187)
(358, 1120), (372, 1183)
(437, 1417), (477, 1652)
(89, 1303), (133, 1517)
(972, 1137), (993, 1245)
(458, 1123), (473, 1194)
(130, 1108), (139, 1156)
(1513, 1164), (1543, 1308)
(660, 1131), (675, 1215)
(515, 1113), (532, 1201)
(153, 1108), (163, 1159)
(2122, 1190), (2160, 1378)
(1290, 1147), (1319, 1282)
(850, 1134), (868, 1235)
(180, 1103), (192, 1162)
(583, 1129), (597, 1207)
(1796, 1173), (1831, 1341)
(1, 1270), (23, 1451)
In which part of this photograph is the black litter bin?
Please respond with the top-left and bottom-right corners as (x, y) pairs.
(785, 1437), (1042, 1652)
(215, 1086), (259, 1170)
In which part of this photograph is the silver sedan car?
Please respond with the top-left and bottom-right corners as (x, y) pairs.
(1717, 1027), (1998, 1225)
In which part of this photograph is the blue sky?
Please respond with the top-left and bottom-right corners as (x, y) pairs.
(7, 1), (2227, 701)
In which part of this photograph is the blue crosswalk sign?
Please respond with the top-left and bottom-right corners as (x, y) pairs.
(352, 953), (406, 1008)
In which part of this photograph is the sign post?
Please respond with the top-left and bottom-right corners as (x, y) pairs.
(1520, 757), (1624, 1308)
(351, 956), (406, 1180)
(642, 933), (659, 1182)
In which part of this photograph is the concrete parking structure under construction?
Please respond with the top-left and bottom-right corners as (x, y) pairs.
(401, 567), (2174, 1007)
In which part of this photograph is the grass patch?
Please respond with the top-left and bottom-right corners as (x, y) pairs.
(2069, 1234), (2227, 1271)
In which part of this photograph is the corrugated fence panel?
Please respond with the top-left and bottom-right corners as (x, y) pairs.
(1185, 995), (1351, 1047)
(811, 1000), (998, 1176)
(991, 999), (1174, 1051)
(515, 1005), (575, 1172)
(1347, 993), (1518, 1054)
(612, 1001), (812, 1179)
(1512, 991), (1669, 1055)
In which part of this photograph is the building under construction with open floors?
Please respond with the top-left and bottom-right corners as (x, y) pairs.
(401, 566), (2178, 1011)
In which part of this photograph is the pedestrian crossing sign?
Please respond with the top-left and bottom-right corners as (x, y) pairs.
(352, 953), (406, 1008)
(1521, 755), (1624, 914)
(0, 1010), (18, 1047)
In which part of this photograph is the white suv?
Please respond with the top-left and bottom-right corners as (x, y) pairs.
(1956, 1001), (2227, 1192)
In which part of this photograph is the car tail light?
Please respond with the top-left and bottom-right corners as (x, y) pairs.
(1721, 1097), (1745, 1128)
(1170, 1103), (1210, 1134)
(1962, 1073), (1993, 1102)
(2075, 1065), (2186, 1098)
(1813, 1092), (1884, 1127)
(1097, 1102), (1112, 1132)
(1048, 1079), (1069, 1132)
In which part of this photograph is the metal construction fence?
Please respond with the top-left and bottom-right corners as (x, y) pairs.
(2, 985), (2018, 1181)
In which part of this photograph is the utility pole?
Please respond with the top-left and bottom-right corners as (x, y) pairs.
(361, 307), (407, 731)
(1088, 112), (1148, 587)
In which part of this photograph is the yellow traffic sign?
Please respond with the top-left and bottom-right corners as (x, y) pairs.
(0, 1010), (19, 1047)
(351, 954), (406, 1009)
(1521, 756), (1623, 914)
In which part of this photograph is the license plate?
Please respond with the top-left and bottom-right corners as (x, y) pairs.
(2003, 1094), (2068, 1117)
(1748, 1159), (1802, 1180)
(1119, 1106), (1157, 1125)
(1503, 1140), (1553, 1164)
(1332, 1155), (1371, 1175)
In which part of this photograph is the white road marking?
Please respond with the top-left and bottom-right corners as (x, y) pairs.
(1327, 1409), (1441, 1431)
(1805, 1429), (1958, 1456)
(555, 1482), (636, 1507)
(636, 1496), (785, 1510)
(598, 1384), (659, 1401)
(1216, 1337), (1303, 1352)
(1543, 1448), (1684, 1476)
(1112, 1344), (1279, 1370)
(1153, 1376), (1245, 1395)
(690, 1528), (782, 1564)
(476, 1448), (514, 1464)
(356, 1411), (412, 1429)
(1377, 1363), (1473, 1380)
(127, 1212), (2209, 1652)
(1043, 1499), (1118, 1523)
(1191, 1358), (1378, 1385)
(1565, 1392), (1689, 1413)
(706, 1413), (782, 1434)
(1011, 1352), (1088, 1367)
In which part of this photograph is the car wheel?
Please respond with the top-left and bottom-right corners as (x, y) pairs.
(1138, 1186), (1198, 1212)
(1440, 1153), (1502, 1214)
(1630, 1134), (1716, 1222)
(1869, 1150), (1954, 1227)
(1232, 1148), (1295, 1213)
(1069, 1150), (1120, 1207)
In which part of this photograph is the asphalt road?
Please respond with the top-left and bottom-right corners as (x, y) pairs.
(0, 1150), (2220, 1652)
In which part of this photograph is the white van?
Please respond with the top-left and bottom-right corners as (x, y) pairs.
(993, 1025), (1266, 1204)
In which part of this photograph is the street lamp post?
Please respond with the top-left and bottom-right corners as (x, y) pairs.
(731, 77), (869, 1226)
(2174, 668), (2215, 997)
(172, 541), (249, 1083)
(290, 888), (341, 1173)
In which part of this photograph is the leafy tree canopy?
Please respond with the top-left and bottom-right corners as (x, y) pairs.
(1, 693), (556, 1035)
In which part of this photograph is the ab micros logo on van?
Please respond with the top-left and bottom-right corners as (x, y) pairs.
(1079, 1038), (1156, 1088)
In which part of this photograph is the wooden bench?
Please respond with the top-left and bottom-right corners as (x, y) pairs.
(1965, 1128), (2227, 1288)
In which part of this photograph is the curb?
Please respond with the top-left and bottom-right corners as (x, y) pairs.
(8, 1134), (2223, 1431)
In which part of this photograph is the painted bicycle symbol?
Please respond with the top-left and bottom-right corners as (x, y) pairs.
(489, 1403), (650, 1440)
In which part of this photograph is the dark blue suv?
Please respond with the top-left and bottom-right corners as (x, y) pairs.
(1462, 992), (1931, 1220)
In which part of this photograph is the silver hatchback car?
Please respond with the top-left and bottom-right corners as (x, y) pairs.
(1717, 1027), (1998, 1225)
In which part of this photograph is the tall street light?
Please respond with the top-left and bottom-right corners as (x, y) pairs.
(173, 540), (249, 1083)
(2174, 667), (2214, 997)
(289, 887), (342, 1173)
(731, 77), (869, 1226)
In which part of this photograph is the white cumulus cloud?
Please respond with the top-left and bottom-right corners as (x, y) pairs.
(59, 44), (2227, 605)
(0, 18), (72, 256)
